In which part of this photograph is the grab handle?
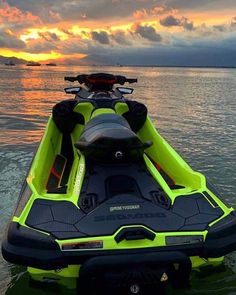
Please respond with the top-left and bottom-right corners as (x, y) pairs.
(115, 227), (155, 243)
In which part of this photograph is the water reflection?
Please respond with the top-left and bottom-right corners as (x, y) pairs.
(5, 271), (75, 295)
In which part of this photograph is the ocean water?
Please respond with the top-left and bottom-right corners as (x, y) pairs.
(0, 65), (235, 294)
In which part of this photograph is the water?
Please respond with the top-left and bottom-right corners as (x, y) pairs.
(0, 65), (235, 294)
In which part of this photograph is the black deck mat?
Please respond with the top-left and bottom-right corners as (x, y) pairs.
(26, 192), (223, 239)
(78, 161), (169, 213)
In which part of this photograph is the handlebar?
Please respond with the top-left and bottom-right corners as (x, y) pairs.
(64, 76), (77, 82)
(64, 73), (138, 85)
(126, 78), (138, 84)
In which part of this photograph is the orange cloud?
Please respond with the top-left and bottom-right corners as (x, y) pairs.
(133, 9), (148, 19)
(0, 2), (39, 24)
(20, 28), (69, 42)
(151, 5), (167, 15)
(184, 11), (236, 26)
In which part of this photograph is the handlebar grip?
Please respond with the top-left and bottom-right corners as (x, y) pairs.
(115, 75), (126, 85)
(77, 75), (87, 84)
(64, 77), (77, 82)
(127, 78), (138, 84)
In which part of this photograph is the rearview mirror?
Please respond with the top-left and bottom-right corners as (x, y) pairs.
(116, 87), (133, 94)
(64, 87), (82, 94)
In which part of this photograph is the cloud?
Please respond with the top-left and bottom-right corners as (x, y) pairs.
(0, 29), (26, 49)
(0, 2), (40, 30)
(58, 40), (88, 55)
(231, 16), (236, 26)
(166, 0), (236, 12)
(38, 32), (60, 42)
(160, 15), (180, 26)
(181, 17), (194, 30)
(111, 31), (132, 46)
(213, 25), (227, 32)
(133, 9), (148, 19)
(151, 4), (171, 16)
(160, 15), (194, 30)
(134, 24), (162, 42)
(5, 0), (172, 25)
(195, 16), (236, 37)
(6, 0), (61, 23)
(1, 0), (236, 67)
(84, 37), (236, 67)
(4, 0), (236, 32)
(25, 39), (58, 53)
(91, 31), (110, 44)
(213, 16), (236, 31)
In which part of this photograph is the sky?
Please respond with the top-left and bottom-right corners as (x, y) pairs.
(0, 0), (236, 66)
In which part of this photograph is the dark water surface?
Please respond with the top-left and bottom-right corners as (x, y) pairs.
(0, 65), (235, 294)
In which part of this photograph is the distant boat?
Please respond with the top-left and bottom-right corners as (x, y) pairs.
(5, 60), (15, 66)
(46, 63), (57, 66)
(26, 62), (41, 66)
(116, 63), (123, 67)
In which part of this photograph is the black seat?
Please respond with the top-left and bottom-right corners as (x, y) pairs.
(75, 113), (151, 162)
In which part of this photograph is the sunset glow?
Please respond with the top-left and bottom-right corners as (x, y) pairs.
(1, 0), (236, 66)
(20, 28), (69, 43)
(0, 49), (63, 62)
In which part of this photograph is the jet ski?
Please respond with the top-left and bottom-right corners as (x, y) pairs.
(2, 73), (236, 294)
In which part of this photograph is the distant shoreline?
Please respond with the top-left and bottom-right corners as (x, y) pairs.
(118, 65), (236, 69)
(108, 64), (236, 69)
(1, 63), (236, 69)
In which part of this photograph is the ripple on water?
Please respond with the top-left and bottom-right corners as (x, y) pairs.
(0, 149), (34, 295)
(0, 150), (33, 226)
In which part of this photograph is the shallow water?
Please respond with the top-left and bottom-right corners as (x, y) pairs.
(0, 65), (235, 294)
